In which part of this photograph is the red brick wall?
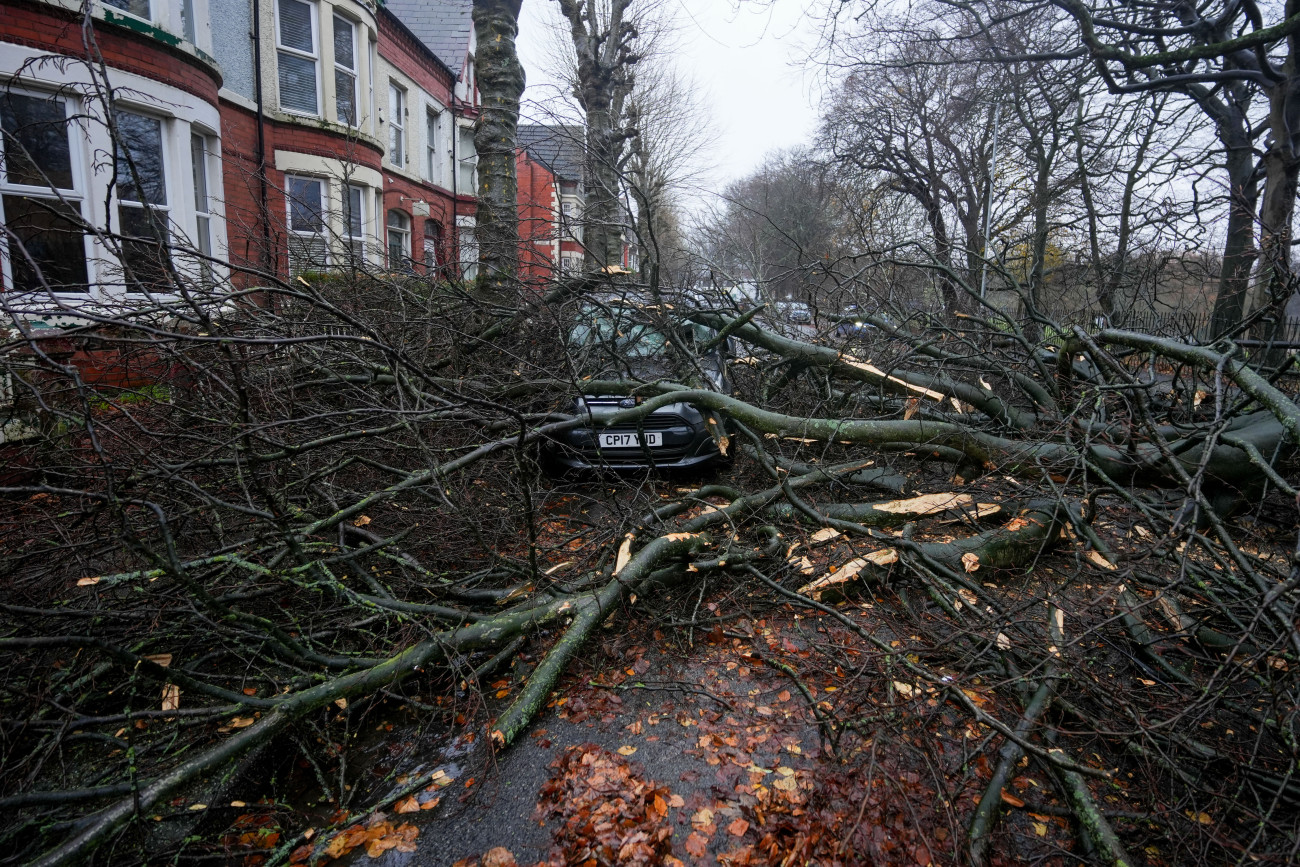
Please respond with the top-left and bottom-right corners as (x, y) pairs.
(0, 0), (221, 103)
(516, 149), (557, 282)
(218, 99), (387, 283)
(377, 11), (456, 108)
(382, 174), (458, 276)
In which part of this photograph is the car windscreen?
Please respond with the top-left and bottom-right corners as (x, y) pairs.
(568, 309), (713, 361)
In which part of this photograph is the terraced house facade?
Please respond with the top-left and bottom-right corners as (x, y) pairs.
(0, 0), (481, 304)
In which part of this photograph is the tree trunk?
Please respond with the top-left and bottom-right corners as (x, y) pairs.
(1210, 136), (1260, 336)
(471, 0), (525, 295)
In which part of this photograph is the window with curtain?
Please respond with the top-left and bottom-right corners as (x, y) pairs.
(277, 0), (319, 115)
(286, 175), (328, 274)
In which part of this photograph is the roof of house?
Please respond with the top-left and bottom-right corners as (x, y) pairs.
(518, 124), (585, 182)
(383, 0), (474, 77)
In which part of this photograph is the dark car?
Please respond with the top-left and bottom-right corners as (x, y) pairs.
(544, 301), (731, 472)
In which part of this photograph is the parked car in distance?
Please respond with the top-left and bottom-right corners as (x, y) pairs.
(543, 299), (731, 472)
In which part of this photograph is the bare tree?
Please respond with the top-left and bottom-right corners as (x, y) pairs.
(473, 0), (526, 294)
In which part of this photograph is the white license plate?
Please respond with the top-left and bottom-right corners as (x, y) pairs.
(599, 432), (661, 448)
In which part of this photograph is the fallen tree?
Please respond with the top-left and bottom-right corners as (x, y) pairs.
(2, 271), (1298, 866)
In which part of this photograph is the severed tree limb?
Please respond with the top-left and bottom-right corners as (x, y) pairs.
(967, 603), (1064, 866)
(488, 531), (709, 747)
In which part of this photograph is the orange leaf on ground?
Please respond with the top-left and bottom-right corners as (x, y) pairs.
(727, 818), (749, 837)
(685, 832), (709, 858)
(1000, 791), (1025, 808)
(481, 847), (517, 867)
(393, 796), (420, 814)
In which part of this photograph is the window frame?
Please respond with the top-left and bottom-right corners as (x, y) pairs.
(189, 130), (216, 282)
(332, 12), (358, 127)
(275, 0), (322, 118)
(0, 89), (91, 295)
(423, 219), (441, 270)
(114, 108), (174, 294)
(343, 183), (367, 266)
(388, 82), (406, 168)
(285, 174), (329, 274)
(425, 105), (443, 186)
(386, 209), (410, 270)
(456, 124), (476, 191)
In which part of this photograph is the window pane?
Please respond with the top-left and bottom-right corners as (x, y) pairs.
(181, 0), (197, 43)
(387, 209), (408, 230)
(119, 204), (172, 290)
(333, 15), (354, 69)
(277, 0), (314, 52)
(287, 177), (323, 232)
(2, 195), (88, 292)
(278, 52), (319, 114)
(104, 0), (151, 19)
(458, 127), (476, 189)
(335, 70), (356, 125)
(344, 185), (363, 237)
(115, 112), (166, 205)
(0, 93), (73, 189)
(190, 134), (209, 212)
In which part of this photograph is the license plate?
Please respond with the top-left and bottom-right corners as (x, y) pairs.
(599, 432), (661, 448)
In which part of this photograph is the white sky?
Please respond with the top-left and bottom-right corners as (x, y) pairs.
(514, 0), (824, 196)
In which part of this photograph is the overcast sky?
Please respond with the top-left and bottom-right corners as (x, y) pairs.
(514, 0), (825, 196)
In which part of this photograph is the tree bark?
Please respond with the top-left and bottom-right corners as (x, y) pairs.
(472, 0), (525, 295)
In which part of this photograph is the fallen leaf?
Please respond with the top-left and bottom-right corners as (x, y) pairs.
(996, 632), (1012, 650)
(1000, 791), (1025, 808)
(1190, 811), (1213, 825)
(617, 745), (637, 756)
(1033, 821), (1048, 836)
(691, 807), (714, 829)
(962, 553), (980, 573)
(727, 818), (749, 837)
(394, 796), (420, 814)
(352, 515), (371, 527)
(668, 793), (685, 808)
(188, 803), (207, 811)
(77, 576), (101, 586)
(334, 698), (348, 710)
(893, 682), (915, 699)
(161, 684), (181, 713)
(228, 716), (255, 729)
(685, 831), (709, 857)
(144, 654), (172, 668)
(481, 847), (517, 867)
(230, 800), (246, 807)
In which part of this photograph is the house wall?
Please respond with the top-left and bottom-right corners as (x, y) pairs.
(0, 0), (227, 312)
(516, 149), (557, 283)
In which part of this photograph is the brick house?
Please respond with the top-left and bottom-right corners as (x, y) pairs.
(517, 123), (638, 279)
(211, 0), (480, 282)
(0, 0), (228, 308)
